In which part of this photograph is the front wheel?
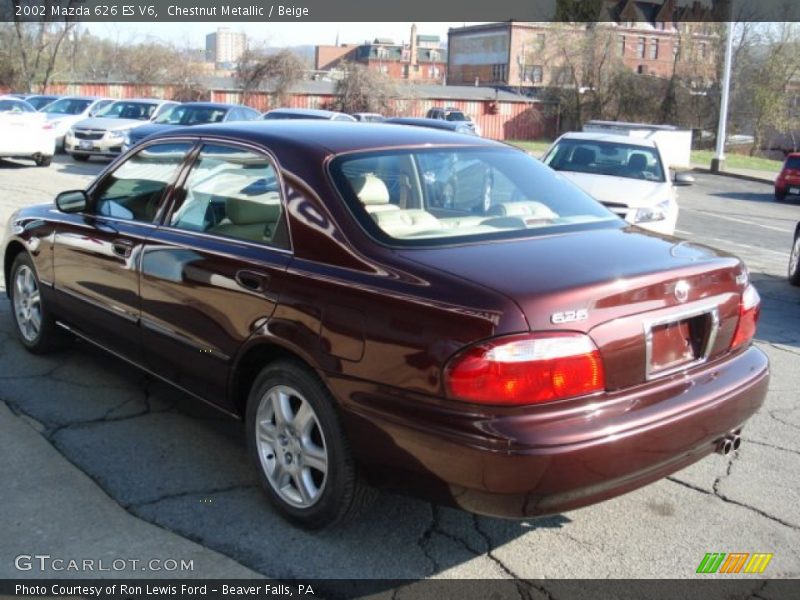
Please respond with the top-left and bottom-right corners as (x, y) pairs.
(35, 155), (52, 167)
(245, 360), (375, 528)
(789, 232), (800, 286)
(71, 153), (90, 162)
(9, 253), (61, 353)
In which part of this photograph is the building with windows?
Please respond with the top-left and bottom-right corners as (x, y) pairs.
(447, 1), (718, 89)
(315, 24), (447, 83)
(206, 27), (247, 68)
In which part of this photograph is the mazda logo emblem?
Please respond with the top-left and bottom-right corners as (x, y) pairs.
(674, 280), (690, 303)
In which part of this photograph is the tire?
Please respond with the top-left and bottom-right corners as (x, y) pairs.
(71, 153), (90, 162)
(35, 155), (52, 167)
(245, 360), (375, 528)
(9, 253), (61, 353)
(789, 232), (800, 286)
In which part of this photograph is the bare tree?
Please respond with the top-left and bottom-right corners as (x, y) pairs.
(10, 0), (78, 92)
(236, 47), (306, 107)
(334, 62), (396, 114)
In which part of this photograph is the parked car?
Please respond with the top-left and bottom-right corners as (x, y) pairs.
(262, 108), (356, 121)
(3, 121), (768, 529)
(351, 112), (385, 123)
(789, 221), (800, 285)
(123, 102), (261, 151)
(21, 95), (62, 111)
(542, 132), (694, 236)
(774, 153), (800, 201)
(0, 96), (55, 166)
(425, 106), (481, 135)
(384, 116), (478, 136)
(65, 99), (180, 161)
(40, 96), (114, 150)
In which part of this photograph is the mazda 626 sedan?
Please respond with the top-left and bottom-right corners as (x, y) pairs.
(2, 122), (769, 528)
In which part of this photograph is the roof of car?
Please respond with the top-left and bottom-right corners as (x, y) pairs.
(154, 120), (501, 155)
(108, 98), (173, 104)
(384, 117), (467, 131)
(178, 102), (243, 110)
(264, 107), (352, 119)
(559, 131), (658, 148)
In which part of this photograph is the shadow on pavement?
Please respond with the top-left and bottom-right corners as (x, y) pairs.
(0, 308), (562, 580)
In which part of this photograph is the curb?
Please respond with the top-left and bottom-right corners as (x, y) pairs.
(691, 166), (775, 186)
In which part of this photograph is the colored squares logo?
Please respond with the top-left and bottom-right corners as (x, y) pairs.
(697, 553), (773, 574)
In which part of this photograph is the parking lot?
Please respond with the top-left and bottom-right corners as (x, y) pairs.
(1, 155), (799, 581)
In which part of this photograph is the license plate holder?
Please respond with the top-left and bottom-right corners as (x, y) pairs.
(79, 140), (93, 150)
(644, 303), (720, 380)
(790, 187), (799, 195)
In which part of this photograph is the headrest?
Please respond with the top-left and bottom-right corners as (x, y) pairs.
(488, 201), (557, 219)
(353, 173), (390, 206)
(628, 153), (648, 170)
(572, 147), (596, 166)
(226, 197), (282, 225)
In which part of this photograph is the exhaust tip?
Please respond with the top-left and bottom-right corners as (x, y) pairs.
(731, 435), (742, 451)
(716, 438), (733, 455)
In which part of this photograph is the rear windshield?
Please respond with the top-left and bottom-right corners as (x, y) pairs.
(544, 138), (666, 182)
(155, 105), (228, 125)
(330, 147), (620, 245)
(785, 156), (800, 169)
(0, 99), (35, 113)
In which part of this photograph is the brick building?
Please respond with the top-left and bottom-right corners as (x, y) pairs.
(447, 1), (718, 89)
(315, 24), (447, 83)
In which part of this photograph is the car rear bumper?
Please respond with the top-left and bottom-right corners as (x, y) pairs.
(335, 345), (769, 518)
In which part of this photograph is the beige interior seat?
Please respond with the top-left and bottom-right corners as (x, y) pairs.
(487, 201), (558, 219)
(354, 174), (399, 213)
(372, 209), (441, 238)
(210, 194), (282, 242)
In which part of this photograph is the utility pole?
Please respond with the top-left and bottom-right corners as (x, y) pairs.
(711, 21), (734, 173)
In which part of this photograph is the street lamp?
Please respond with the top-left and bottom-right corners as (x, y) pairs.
(711, 21), (734, 173)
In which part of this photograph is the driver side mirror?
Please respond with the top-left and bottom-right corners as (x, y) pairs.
(674, 171), (695, 186)
(55, 190), (88, 213)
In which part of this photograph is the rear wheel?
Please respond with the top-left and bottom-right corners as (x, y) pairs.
(71, 153), (90, 162)
(9, 253), (61, 353)
(245, 360), (375, 528)
(35, 155), (52, 167)
(789, 232), (800, 286)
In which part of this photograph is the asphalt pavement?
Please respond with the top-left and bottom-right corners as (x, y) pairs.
(0, 155), (798, 582)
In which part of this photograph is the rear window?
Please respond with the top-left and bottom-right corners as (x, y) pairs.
(785, 156), (800, 169)
(330, 147), (620, 246)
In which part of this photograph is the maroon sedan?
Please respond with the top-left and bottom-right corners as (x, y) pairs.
(2, 122), (768, 528)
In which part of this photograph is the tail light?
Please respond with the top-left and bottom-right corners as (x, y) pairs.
(42, 123), (54, 130)
(730, 285), (760, 349)
(445, 332), (605, 405)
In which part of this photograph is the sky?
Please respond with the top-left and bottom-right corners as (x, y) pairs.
(84, 22), (484, 48)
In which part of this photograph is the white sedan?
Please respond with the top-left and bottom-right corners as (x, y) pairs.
(0, 96), (56, 167)
(39, 96), (113, 149)
(541, 132), (693, 236)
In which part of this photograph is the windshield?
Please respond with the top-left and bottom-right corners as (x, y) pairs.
(97, 101), (157, 120)
(155, 105), (228, 125)
(0, 99), (35, 113)
(26, 96), (57, 110)
(544, 138), (666, 182)
(445, 111), (468, 122)
(785, 156), (800, 170)
(42, 98), (93, 115)
(330, 147), (619, 245)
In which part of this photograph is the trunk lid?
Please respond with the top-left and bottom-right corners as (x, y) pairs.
(398, 227), (746, 390)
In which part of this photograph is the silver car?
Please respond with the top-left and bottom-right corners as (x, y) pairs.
(65, 99), (179, 161)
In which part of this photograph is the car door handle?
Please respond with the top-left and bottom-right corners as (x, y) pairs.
(235, 270), (270, 292)
(111, 239), (134, 258)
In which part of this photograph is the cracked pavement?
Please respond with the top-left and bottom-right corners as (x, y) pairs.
(1, 157), (799, 580)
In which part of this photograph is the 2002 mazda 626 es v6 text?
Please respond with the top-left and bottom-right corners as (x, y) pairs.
(2, 121), (769, 528)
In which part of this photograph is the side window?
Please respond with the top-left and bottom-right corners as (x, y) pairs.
(94, 142), (192, 222)
(226, 109), (241, 121)
(169, 144), (288, 248)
